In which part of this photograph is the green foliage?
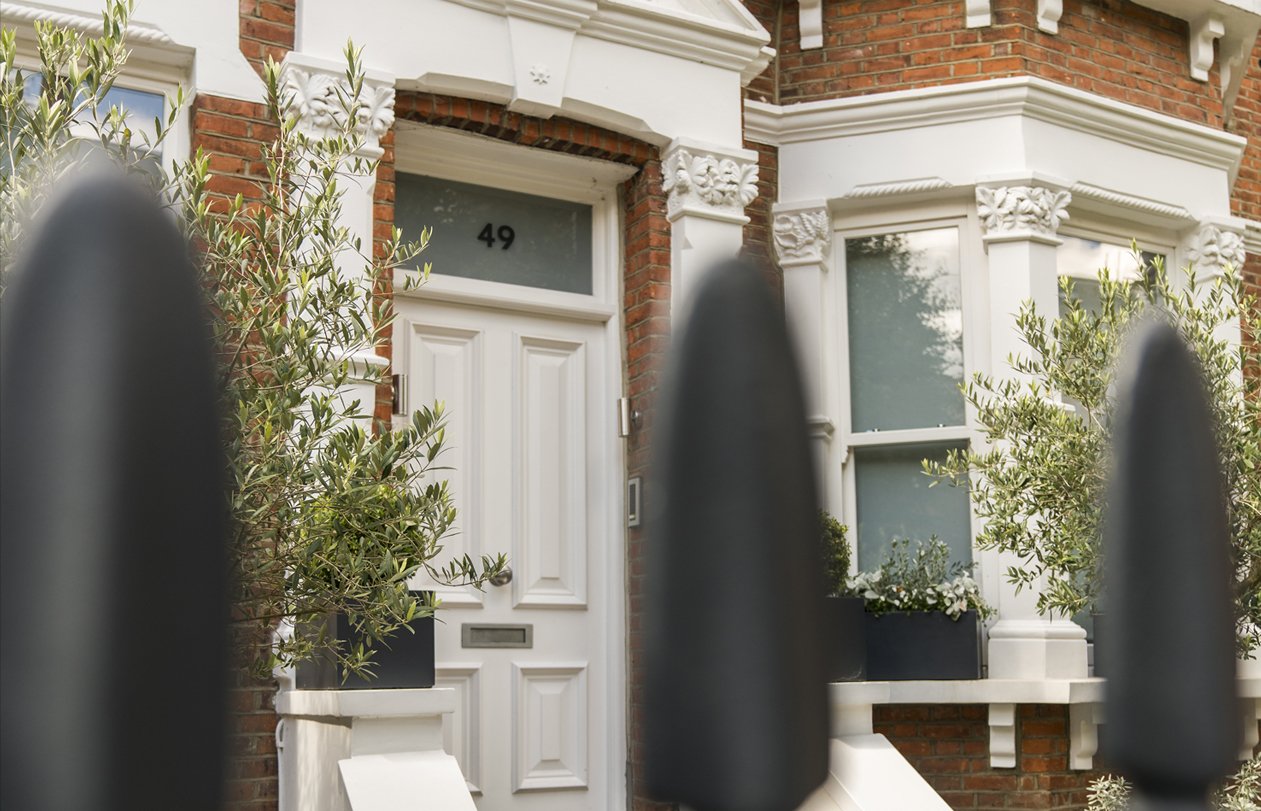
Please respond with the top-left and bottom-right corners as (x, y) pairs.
(848, 538), (991, 620)
(820, 511), (852, 597)
(1, 2), (507, 680)
(1087, 757), (1261, 811)
(1, 0), (181, 288)
(927, 253), (1261, 657)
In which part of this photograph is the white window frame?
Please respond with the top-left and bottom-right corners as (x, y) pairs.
(11, 52), (191, 176)
(391, 123), (626, 323)
(829, 202), (987, 574)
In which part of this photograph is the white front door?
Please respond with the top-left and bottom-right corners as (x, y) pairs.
(392, 127), (632, 810)
(397, 298), (614, 810)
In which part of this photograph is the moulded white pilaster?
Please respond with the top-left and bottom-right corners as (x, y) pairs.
(663, 138), (760, 319)
(773, 200), (837, 503)
(977, 180), (1089, 681)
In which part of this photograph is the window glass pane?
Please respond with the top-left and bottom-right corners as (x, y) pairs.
(396, 172), (593, 295)
(854, 441), (971, 570)
(1058, 237), (1164, 316)
(846, 228), (965, 432)
(1059, 277), (1103, 316)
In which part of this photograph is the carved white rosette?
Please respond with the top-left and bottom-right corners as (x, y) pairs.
(976, 185), (1071, 244)
(1188, 224), (1247, 278)
(662, 140), (759, 222)
(772, 205), (831, 266)
(279, 54), (396, 157)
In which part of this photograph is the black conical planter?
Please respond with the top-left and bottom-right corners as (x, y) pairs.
(824, 596), (867, 682)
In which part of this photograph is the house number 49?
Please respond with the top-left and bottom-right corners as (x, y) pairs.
(477, 223), (515, 249)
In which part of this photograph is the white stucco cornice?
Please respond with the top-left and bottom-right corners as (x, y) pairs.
(743, 77), (1246, 180)
(446, 0), (771, 83)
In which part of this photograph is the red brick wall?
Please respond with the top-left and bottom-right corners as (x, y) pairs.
(1230, 50), (1259, 301)
(388, 93), (672, 811)
(775, 0), (1225, 127)
(190, 93), (285, 811)
(238, 0), (295, 76)
(874, 704), (1103, 811)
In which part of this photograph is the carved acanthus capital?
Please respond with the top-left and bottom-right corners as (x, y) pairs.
(772, 205), (831, 266)
(1188, 224), (1247, 277)
(976, 185), (1071, 243)
(279, 56), (395, 156)
(662, 142), (759, 222)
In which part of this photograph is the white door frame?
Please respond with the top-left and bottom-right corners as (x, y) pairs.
(392, 122), (633, 811)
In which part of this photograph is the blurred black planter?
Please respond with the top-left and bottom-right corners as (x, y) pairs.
(824, 596), (868, 681)
(864, 610), (980, 680)
(295, 608), (435, 690)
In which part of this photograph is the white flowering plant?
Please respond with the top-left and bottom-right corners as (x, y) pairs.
(848, 538), (992, 621)
(1087, 757), (1260, 811)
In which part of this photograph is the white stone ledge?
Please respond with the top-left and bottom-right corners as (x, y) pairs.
(831, 674), (1259, 770)
(276, 687), (457, 719)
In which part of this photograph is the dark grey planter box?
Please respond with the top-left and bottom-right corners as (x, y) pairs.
(295, 608), (435, 690)
(864, 610), (981, 680)
(824, 596), (867, 682)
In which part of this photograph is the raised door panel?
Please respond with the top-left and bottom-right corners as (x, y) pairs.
(512, 664), (588, 792)
(406, 322), (484, 606)
(513, 335), (588, 608)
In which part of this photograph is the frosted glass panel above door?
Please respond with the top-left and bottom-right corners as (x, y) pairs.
(395, 172), (593, 295)
(845, 228), (965, 432)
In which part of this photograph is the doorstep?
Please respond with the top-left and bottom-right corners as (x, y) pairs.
(830, 674), (1261, 769)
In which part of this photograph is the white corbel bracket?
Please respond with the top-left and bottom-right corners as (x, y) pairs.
(1131, 0), (1261, 120)
(966, 1), (1061, 32)
(799, 0), (823, 49)
(1191, 15), (1226, 81)
(1069, 702), (1101, 769)
(989, 703), (1017, 768)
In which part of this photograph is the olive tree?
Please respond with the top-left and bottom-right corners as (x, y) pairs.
(928, 255), (1261, 657)
(0, 0), (505, 679)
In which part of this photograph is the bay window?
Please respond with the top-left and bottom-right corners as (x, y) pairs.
(838, 223), (977, 571)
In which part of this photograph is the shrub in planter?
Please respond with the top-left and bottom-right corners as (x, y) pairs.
(820, 512), (866, 682)
(851, 539), (991, 680)
(295, 593), (436, 690)
(927, 256), (1261, 658)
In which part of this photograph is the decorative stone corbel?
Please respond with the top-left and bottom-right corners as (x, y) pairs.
(989, 704), (1017, 768)
(965, 0), (991, 28)
(798, 0), (823, 49)
(967, 0), (1060, 32)
(662, 141), (760, 224)
(1191, 14), (1226, 81)
(1187, 221), (1248, 279)
(976, 185), (1072, 246)
(772, 206), (831, 266)
(1069, 702), (1101, 769)
(1037, 0), (1064, 34)
(280, 54), (395, 159)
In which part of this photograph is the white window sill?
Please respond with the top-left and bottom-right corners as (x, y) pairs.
(830, 673), (1260, 769)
